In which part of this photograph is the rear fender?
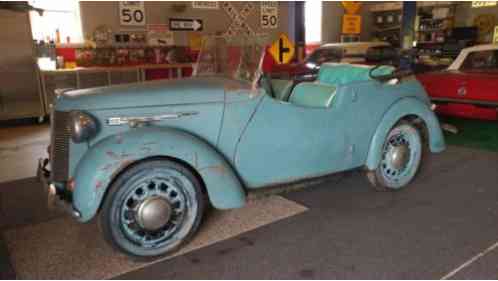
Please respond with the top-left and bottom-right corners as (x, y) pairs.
(365, 97), (446, 170)
(72, 127), (245, 222)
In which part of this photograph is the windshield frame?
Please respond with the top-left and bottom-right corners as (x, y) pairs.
(193, 35), (268, 90)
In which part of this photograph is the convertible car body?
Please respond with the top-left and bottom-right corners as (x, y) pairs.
(38, 37), (445, 258)
(417, 44), (498, 120)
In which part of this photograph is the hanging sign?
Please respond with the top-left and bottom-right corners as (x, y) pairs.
(269, 33), (295, 64)
(169, 18), (203, 31)
(342, 14), (361, 34)
(261, 2), (278, 29)
(192, 2), (219, 9)
(119, 1), (146, 26)
(472, 1), (497, 8)
(342, 1), (362, 14)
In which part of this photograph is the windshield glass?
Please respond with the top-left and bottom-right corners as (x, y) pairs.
(306, 48), (342, 66)
(194, 36), (267, 84)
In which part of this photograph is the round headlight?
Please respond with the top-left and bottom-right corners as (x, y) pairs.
(70, 111), (98, 143)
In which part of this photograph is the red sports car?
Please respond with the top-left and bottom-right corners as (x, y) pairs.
(417, 44), (498, 121)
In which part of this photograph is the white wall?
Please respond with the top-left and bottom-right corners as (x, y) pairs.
(79, 1), (291, 46)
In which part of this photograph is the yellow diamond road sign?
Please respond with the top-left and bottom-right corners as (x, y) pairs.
(269, 33), (295, 64)
(342, 1), (362, 15)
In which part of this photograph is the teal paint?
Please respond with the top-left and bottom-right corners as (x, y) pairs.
(56, 77), (234, 111)
(50, 63), (445, 223)
(288, 82), (336, 108)
(235, 94), (349, 188)
(73, 127), (246, 222)
(365, 97), (446, 170)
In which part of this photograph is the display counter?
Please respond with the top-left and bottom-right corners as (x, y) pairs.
(39, 63), (193, 114)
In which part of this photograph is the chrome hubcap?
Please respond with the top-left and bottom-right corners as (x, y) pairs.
(136, 196), (172, 231)
(387, 143), (410, 170)
(381, 132), (412, 181)
(120, 173), (190, 247)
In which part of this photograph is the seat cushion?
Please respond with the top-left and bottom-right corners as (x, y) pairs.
(288, 82), (336, 108)
(318, 63), (394, 86)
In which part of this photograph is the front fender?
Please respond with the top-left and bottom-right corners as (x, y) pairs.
(365, 97), (446, 170)
(72, 127), (246, 222)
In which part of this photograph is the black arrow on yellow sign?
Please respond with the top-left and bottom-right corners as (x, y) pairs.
(270, 34), (295, 64)
(278, 37), (290, 63)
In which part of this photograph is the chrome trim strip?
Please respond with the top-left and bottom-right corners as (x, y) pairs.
(107, 111), (199, 126)
(431, 97), (498, 108)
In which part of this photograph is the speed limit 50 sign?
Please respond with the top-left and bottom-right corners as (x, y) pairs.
(261, 2), (278, 29)
(120, 1), (146, 26)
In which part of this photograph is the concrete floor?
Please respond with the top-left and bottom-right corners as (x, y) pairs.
(1, 122), (498, 279)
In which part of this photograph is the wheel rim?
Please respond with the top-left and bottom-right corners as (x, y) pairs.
(380, 126), (421, 188)
(119, 169), (193, 248)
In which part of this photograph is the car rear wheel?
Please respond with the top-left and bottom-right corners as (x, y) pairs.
(99, 159), (205, 258)
(367, 121), (422, 191)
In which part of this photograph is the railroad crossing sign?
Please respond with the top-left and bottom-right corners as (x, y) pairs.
(222, 2), (255, 37)
(269, 33), (295, 64)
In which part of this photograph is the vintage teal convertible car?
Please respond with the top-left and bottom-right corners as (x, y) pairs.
(38, 37), (445, 257)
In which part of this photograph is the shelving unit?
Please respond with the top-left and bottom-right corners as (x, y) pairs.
(414, 2), (458, 59)
(370, 2), (403, 47)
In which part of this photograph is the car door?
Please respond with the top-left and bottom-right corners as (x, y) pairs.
(418, 71), (462, 100)
(234, 95), (348, 188)
(459, 50), (498, 103)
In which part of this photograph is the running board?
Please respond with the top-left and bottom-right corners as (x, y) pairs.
(246, 172), (350, 201)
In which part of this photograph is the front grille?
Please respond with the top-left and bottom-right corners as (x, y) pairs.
(51, 111), (71, 182)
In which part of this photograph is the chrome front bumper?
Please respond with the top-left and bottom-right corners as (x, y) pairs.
(37, 158), (81, 219)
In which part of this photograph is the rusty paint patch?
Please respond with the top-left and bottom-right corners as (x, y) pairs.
(140, 146), (152, 154)
(115, 134), (124, 144)
(200, 164), (227, 175)
(106, 151), (120, 160)
(101, 163), (114, 172)
(118, 159), (134, 171)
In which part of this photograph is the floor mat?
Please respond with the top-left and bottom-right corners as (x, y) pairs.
(4, 195), (307, 279)
(440, 116), (498, 152)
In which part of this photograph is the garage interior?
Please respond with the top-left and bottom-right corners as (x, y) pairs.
(0, 1), (497, 279)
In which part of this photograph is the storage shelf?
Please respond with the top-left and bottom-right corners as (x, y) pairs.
(374, 25), (401, 32)
(419, 17), (452, 22)
(418, 28), (448, 32)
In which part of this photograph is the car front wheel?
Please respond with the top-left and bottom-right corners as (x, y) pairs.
(367, 121), (422, 191)
(99, 159), (205, 258)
